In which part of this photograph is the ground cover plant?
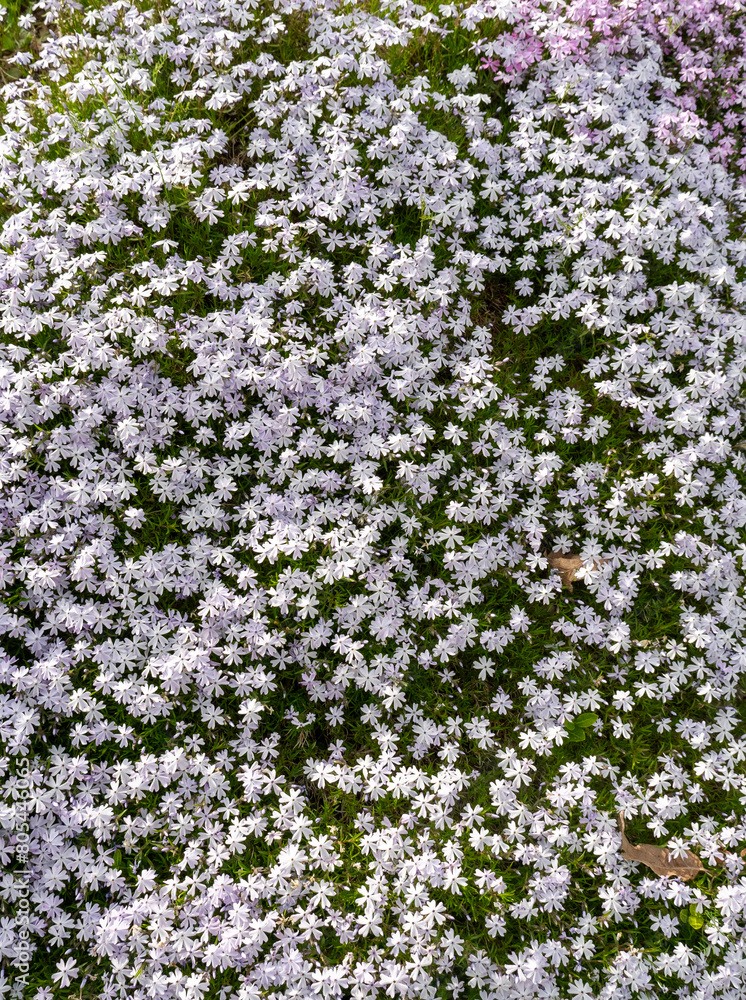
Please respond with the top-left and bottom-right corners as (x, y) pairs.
(2, 0), (746, 997)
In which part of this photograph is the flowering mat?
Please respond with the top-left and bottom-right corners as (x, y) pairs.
(2, 0), (746, 998)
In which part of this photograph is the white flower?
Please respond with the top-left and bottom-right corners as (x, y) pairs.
(51, 959), (79, 988)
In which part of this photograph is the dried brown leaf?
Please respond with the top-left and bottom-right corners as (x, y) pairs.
(617, 813), (704, 881)
(546, 552), (583, 590)
(547, 551), (609, 590)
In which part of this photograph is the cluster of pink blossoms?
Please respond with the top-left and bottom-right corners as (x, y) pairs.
(0, 0), (746, 998)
